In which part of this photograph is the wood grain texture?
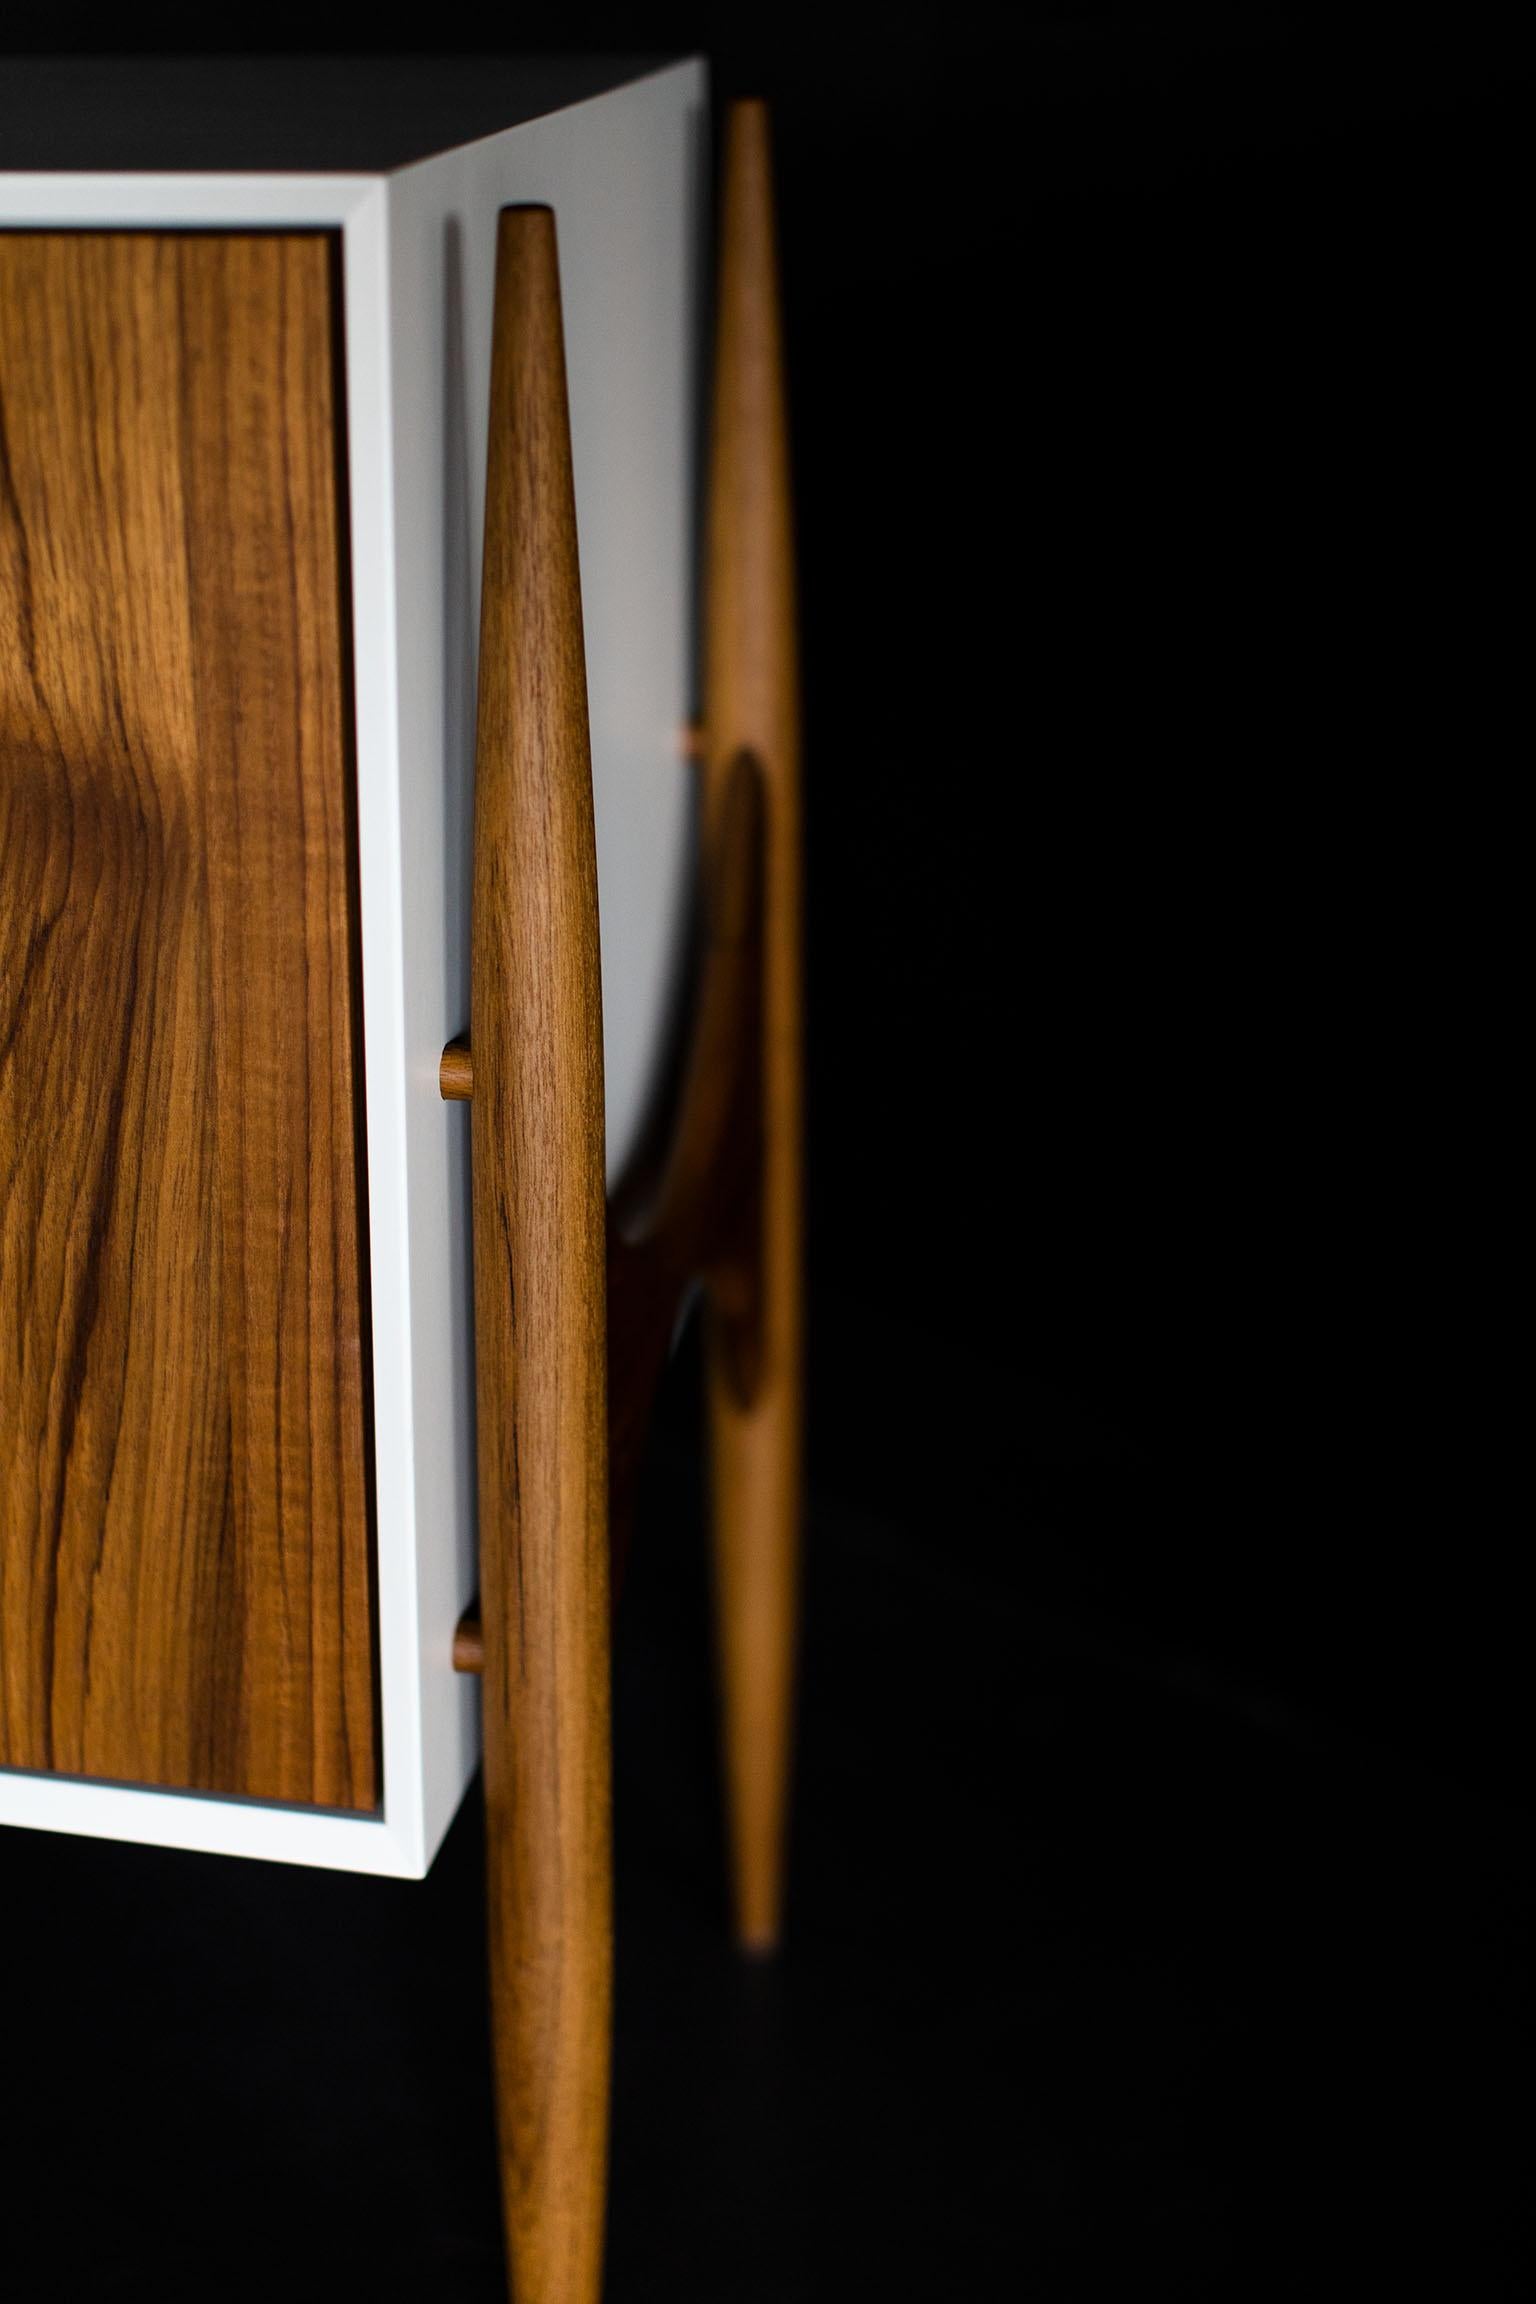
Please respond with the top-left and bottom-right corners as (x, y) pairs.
(0, 232), (377, 1811)
(447, 740), (765, 1642)
(703, 103), (805, 1952)
(471, 208), (611, 2304)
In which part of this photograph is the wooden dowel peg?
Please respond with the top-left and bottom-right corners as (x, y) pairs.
(439, 1038), (474, 1100)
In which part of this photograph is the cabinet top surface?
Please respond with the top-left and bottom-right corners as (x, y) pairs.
(0, 54), (673, 174)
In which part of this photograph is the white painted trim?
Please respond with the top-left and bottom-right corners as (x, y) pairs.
(0, 1768), (439, 1876)
(0, 173), (375, 228)
(342, 181), (430, 1879)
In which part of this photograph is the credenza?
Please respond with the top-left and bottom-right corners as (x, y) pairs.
(0, 55), (801, 2303)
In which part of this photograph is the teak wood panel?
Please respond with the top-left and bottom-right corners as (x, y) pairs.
(0, 233), (378, 1811)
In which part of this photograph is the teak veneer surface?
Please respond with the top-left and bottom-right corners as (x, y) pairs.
(0, 233), (378, 1811)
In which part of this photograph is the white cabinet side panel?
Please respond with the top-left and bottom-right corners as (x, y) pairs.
(384, 61), (708, 1869)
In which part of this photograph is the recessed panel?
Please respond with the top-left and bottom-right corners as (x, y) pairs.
(0, 232), (378, 1810)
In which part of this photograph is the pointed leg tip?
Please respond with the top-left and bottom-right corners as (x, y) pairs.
(735, 1913), (784, 1959)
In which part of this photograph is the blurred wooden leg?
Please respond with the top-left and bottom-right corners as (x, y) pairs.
(471, 206), (611, 2303)
(704, 102), (804, 1956)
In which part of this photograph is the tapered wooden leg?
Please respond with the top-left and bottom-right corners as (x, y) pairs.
(471, 209), (611, 2303)
(703, 103), (804, 1955)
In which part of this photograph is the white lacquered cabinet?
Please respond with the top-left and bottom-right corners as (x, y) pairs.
(0, 56), (706, 1876)
(0, 57), (801, 2302)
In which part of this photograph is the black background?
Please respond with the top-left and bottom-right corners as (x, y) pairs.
(2, 13), (1529, 2298)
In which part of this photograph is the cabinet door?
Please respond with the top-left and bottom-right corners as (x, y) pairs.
(0, 233), (379, 1810)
